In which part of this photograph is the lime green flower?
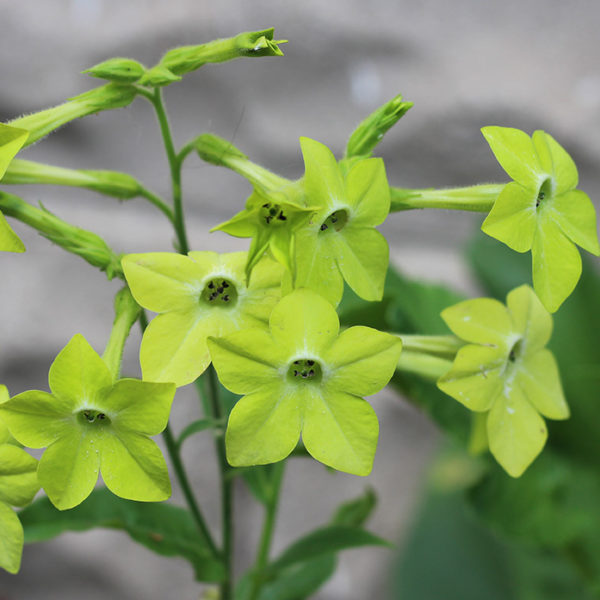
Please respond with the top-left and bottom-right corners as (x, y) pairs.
(294, 138), (391, 305)
(208, 289), (402, 476)
(122, 251), (283, 387)
(481, 126), (600, 312)
(0, 123), (29, 252)
(438, 285), (569, 477)
(0, 385), (40, 574)
(212, 186), (314, 281)
(0, 336), (175, 510)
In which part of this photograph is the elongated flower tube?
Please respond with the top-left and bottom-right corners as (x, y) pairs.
(0, 336), (175, 510)
(437, 285), (569, 477)
(208, 289), (403, 476)
(481, 126), (600, 312)
(0, 387), (40, 574)
(122, 251), (283, 387)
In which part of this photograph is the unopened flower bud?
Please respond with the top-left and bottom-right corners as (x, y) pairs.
(83, 58), (146, 84)
(138, 65), (181, 87)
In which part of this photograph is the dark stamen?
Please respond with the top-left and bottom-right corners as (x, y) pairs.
(277, 212), (287, 221)
(262, 203), (270, 208)
(222, 281), (229, 288)
(308, 369), (314, 376)
(320, 223), (328, 231)
(265, 216), (272, 224)
(223, 295), (230, 302)
(217, 287), (224, 294)
(98, 413), (106, 420)
(208, 282), (214, 289)
(307, 360), (314, 366)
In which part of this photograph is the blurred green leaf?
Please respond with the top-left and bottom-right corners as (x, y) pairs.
(331, 487), (377, 528)
(19, 488), (225, 582)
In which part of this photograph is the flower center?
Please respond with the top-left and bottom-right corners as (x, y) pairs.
(508, 338), (524, 363)
(319, 209), (348, 233)
(200, 278), (238, 307)
(287, 358), (322, 383)
(260, 202), (287, 226)
(536, 178), (553, 208)
(77, 409), (111, 425)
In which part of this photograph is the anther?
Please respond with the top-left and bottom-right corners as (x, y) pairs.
(294, 370), (299, 376)
(277, 212), (287, 221)
(308, 369), (315, 376)
(307, 360), (314, 366)
(301, 371), (308, 378)
(265, 216), (272, 224)
(320, 223), (328, 231)
(208, 282), (214, 289)
(223, 295), (230, 302)
(98, 413), (106, 420)
(262, 203), (270, 208)
(222, 281), (229, 288)
(217, 286), (224, 294)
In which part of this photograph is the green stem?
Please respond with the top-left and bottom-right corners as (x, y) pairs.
(396, 351), (453, 380)
(149, 88), (190, 253)
(390, 184), (504, 213)
(399, 334), (464, 358)
(138, 186), (175, 222)
(249, 461), (286, 600)
(206, 366), (234, 600)
(101, 288), (140, 381)
(137, 311), (220, 560)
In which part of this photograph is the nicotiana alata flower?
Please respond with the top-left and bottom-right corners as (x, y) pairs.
(294, 138), (391, 306)
(437, 285), (569, 477)
(0, 336), (175, 510)
(0, 386), (40, 574)
(122, 251), (283, 387)
(208, 289), (402, 476)
(481, 126), (600, 312)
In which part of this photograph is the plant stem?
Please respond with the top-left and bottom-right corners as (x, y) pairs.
(138, 186), (175, 222)
(249, 461), (286, 600)
(396, 350), (453, 380)
(390, 184), (504, 213)
(137, 310), (220, 560)
(399, 334), (464, 358)
(206, 366), (234, 600)
(149, 88), (190, 253)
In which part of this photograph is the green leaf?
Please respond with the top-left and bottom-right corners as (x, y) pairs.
(0, 445), (39, 507)
(0, 123), (29, 180)
(331, 487), (377, 528)
(0, 501), (24, 574)
(176, 418), (222, 450)
(19, 488), (226, 582)
(268, 525), (390, 574)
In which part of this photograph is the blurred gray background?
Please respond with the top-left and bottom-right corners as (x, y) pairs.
(0, 1), (599, 598)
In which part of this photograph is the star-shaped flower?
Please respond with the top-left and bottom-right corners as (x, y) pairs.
(481, 126), (600, 312)
(294, 138), (391, 305)
(207, 288), (402, 476)
(0, 386), (40, 574)
(0, 123), (29, 252)
(211, 184), (314, 281)
(0, 335), (175, 510)
(122, 251), (283, 387)
(437, 285), (569, 477)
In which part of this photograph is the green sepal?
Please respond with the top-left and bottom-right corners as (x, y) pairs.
(83, 57), (146, 83)
(138, 65), (182, 87)
(345, 93), (413, 159)
(0, 211), (25, 253)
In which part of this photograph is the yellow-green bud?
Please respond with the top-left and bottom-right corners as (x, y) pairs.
(83, 58), (146, 83)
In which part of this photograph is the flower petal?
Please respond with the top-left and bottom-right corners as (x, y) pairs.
(481, 182), (537, 252)
(332, 227), (388, 301)
(269, 289), (339, 357)
(323, 326), (402, 396)
(300, 137), (345, 213)
(481, 126), (543, 189)
(302, 387), (379, 476)
(532, 130), (578, 194)
(99, 433), (171, 502)
(49, 334), (112, 403)
(441, 297), (513, 347)
(101, 379), (175, 436)
(140, 309), (214, 386)
(0, 445), (39, 507)
(225, 384), (302, 466)
(517, 349), (569, 420)
(437, 345), (506, 412)
(0, 212), (25, 253)
(0, 390), (74, 447)
(294, 228), (344, 306)
(210, 207), (257, 238)
(345, 158), (390, 227)
(506, 285), (552, 354)
(38, 429), (100, 510)
(550, 190), (600, 256)
(532, 216), (582, 313)
(208, 330), (283, 395)
(0, 501), (24, 574)
(122, 252), (204, 313)
(487, 383), (547, 477)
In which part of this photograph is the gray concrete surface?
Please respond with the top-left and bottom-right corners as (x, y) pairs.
(0, 1), (599, 598)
